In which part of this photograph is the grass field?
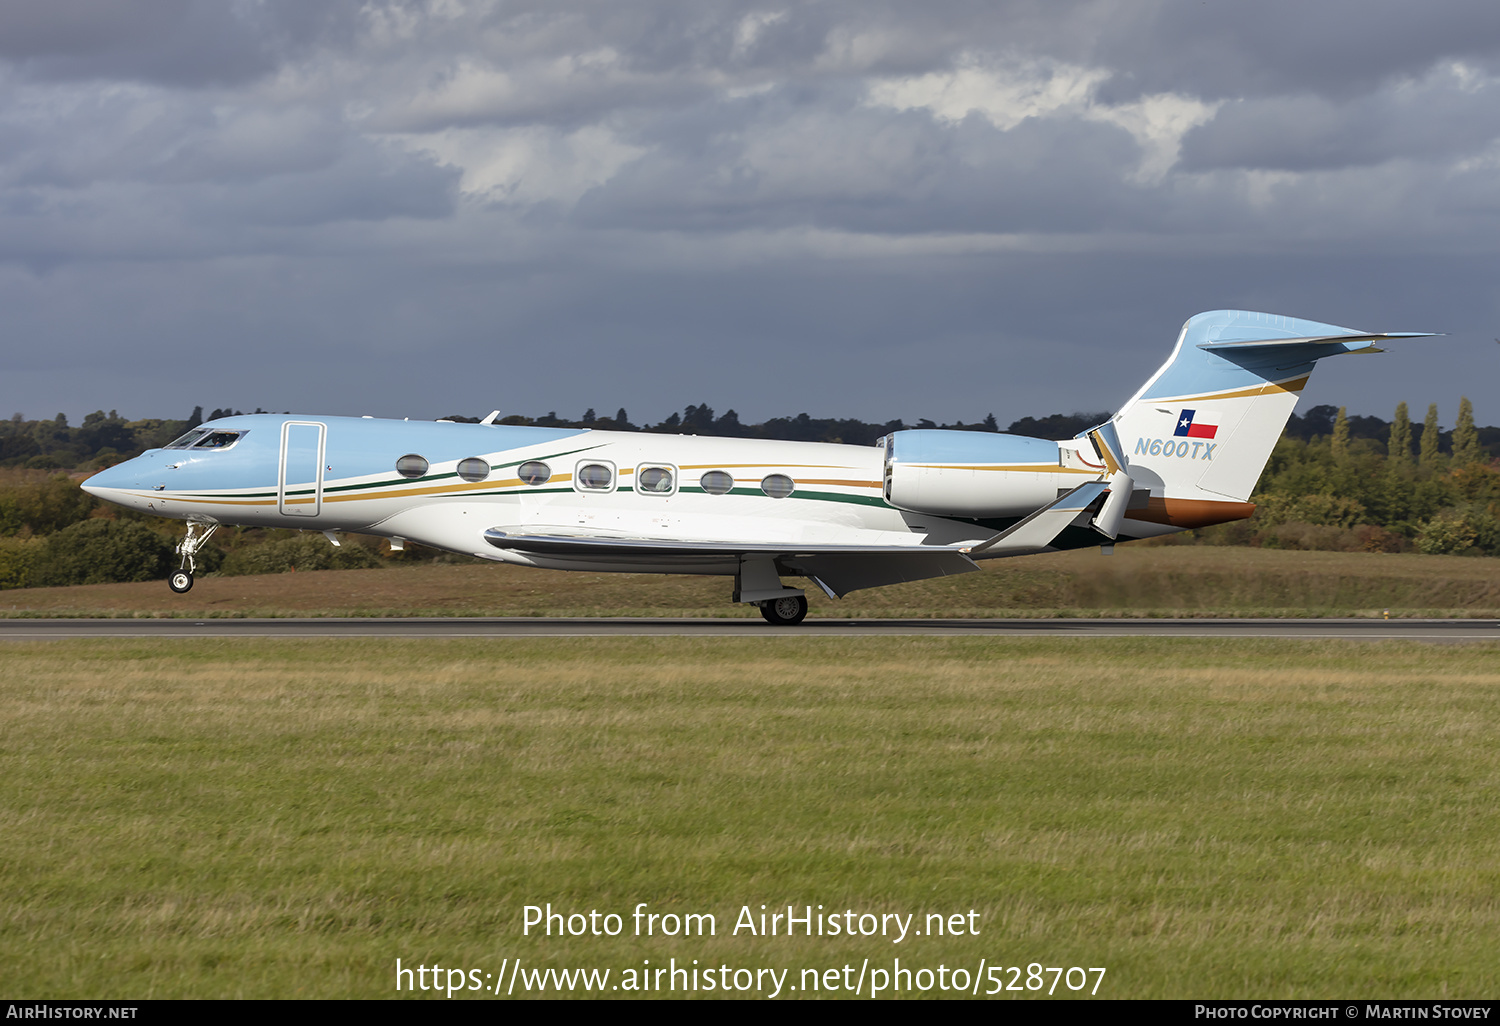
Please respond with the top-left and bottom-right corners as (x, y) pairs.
(4, 637), (1499, 998)
(4, 546), (1500, 619)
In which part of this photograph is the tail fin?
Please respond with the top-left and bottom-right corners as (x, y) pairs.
(1100, 310), (1433, 529)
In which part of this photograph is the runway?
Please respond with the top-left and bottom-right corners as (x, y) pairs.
(3, 617), (1499, 641)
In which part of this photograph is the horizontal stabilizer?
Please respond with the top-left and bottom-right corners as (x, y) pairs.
(1198, 331), (1435, 350)
(963, 480), (1108, 557)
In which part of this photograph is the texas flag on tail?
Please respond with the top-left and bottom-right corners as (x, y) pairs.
(1173, 409), (1218, 439)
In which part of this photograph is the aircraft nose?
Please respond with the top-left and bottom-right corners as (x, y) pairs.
(81, 457), (152, 501)
(82, 463), (130, 497)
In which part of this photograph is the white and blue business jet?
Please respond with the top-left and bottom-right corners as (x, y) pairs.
(84, 310), (1431, 624)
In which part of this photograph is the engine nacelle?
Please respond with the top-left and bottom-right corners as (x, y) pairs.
(882, 429), (1091, 518)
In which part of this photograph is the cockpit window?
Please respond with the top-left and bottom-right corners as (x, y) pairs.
(165, 428), (209, 449)
(192, 430), (243, 450)
(164, 428), (246, 450)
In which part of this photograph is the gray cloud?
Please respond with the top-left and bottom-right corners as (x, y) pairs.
(0, 0), (370, 87)
(1075, 0), (1500, 103)
(571, 97), (1152, 235)
(2, 0), (1499, 426)
(1180, 67), (1500, 171)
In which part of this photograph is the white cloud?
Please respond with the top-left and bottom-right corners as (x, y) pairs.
(1087, 92), (1220, 182)
(388, 123), (646, 204)
(866, 57), (1105, 131)
(733, 9), (788, 56)
(865, 55), (1217, 182)
(1451, 137), (1500, 174)
(813, 25), (911, 74)
(379, 50), (636, 129)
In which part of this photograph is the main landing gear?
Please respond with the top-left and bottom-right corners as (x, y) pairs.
(758, 594), (808, 626)
(735, 557), (811, 625)
(168, 520), (218, 594)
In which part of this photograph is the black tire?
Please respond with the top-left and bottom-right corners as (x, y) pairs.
(168, 570), (194, 594)
(759, 594), (808, 625)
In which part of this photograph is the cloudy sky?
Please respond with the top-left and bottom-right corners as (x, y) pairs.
(3, 0), (1499, 428)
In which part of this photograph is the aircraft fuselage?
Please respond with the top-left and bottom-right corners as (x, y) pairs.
(83, 415), (1110, 577)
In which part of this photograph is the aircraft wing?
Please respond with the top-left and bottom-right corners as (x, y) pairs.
(482, 530), (981, 597)
(483, 478), (1111, 597)
(483, 531), (965, 558)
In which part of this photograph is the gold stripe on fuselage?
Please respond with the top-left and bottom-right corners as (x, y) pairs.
(118, 467), (884, 508)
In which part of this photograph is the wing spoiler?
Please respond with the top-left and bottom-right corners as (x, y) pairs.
(962, 480), (1110, 556)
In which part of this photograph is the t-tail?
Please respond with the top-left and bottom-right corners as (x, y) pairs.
(1087, 310), (1435, 531)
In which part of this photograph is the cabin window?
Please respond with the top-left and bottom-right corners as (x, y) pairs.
(761, 474), (795, 498)
(396, 454), (429, 479)
(699, 470), (734, 495)
(517, 461), (551, 485)
(575, 461), (615, 492)
(636, 465), (675, 495)
(457, 457), (490, 483)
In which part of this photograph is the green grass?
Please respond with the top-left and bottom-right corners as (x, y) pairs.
(5, 546), (1500, 619)
(3, 637), (1499, 998)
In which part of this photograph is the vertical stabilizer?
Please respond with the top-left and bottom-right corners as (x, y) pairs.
(1101, 310), (1432, 528)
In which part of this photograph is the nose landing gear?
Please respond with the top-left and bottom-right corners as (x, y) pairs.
(169, 520), (218, 594)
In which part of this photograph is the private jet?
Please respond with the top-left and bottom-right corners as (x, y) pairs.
(82, 310), (1432, 624)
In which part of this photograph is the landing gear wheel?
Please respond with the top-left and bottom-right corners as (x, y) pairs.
(170, 522), (216, 595)
(759, 594), (808, 625)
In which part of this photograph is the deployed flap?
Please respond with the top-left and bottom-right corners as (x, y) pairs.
(963, 480), (1108, 557)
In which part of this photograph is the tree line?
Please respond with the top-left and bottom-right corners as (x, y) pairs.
(1184, 399), (1500, 556)
(1, 399), (1498, 589)
(5, 402), (1499, 471)
(0, 407), (271, 471)
(0, 404), (1089, 469)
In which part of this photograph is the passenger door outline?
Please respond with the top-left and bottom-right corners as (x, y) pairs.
(278, 421), (326, 517)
